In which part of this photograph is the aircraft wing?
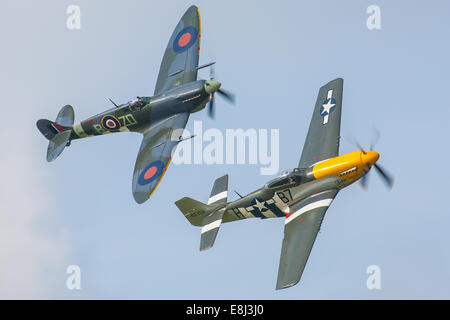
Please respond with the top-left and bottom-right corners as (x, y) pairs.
(154, 5), (201, 95)
(276, 189), (338, 290)
(132, 112), (189, 204)
(298, 78), (343, 168)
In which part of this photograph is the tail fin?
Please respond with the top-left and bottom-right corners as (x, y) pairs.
(36, 105), (74, 161)
(175, 174), (228, 251)
(36, 105), (74, 140)
(175, 197), (216, 227)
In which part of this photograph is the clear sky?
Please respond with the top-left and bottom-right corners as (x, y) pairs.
(1, 0), (449, 299)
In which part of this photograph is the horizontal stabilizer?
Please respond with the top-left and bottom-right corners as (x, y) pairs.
(200, 208), (225, 251)
(56, 105), (75, 126)
(200, 174), (228, 250)
(208, 174), (228, 205)
(47, 130), (71, 162)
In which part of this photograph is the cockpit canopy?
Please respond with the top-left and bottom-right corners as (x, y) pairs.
(265, 168), (305, 189)
(127, 97), (150, 111)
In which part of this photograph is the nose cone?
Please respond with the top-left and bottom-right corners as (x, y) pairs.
(204, 80), (221, 94)
(362, 151), (380, 166)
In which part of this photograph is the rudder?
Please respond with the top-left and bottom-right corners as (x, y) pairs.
(175, 197), (216, 227)
(37, 105), (75, 161)
(36, 119), (69, 141)
(36, 105), (74, 141)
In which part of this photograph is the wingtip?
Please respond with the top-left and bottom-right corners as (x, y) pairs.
(276, 271), (302, 290)
(275, 281), (297, 290)
(330, 77), (344, 85)
(133, 192), (149, 204)
(184, 5), (200, 17)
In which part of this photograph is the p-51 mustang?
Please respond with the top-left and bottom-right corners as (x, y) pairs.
(175, 78), (393, 289)
(36, 6), (233, 204)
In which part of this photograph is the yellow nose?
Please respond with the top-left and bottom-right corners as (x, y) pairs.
(361, 150), (380, 166)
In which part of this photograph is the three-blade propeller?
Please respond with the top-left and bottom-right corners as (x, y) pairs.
(207, 65), (235, 119)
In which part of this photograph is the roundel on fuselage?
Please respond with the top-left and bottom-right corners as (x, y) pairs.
(101, 115), (121, 131)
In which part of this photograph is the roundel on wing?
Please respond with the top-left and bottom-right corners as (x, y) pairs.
(138, 160), (165, 185)
(173, 26), (198, 53)
(101, 114), (121, 131)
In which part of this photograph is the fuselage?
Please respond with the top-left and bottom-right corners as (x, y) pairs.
(221, 150), (380, 223)
(68, 80), (211, 140)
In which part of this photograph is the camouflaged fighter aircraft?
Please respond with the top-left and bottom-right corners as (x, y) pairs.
(175, 78), (393, 290)
(36, 6), (234, 204)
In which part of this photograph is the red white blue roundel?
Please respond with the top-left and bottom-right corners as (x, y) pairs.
(173, 26), (198, 54)
(101, 115), (121, 131)
(138, 160), (165, 185)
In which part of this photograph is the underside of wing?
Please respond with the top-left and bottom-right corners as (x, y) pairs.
(132, 112), (189, 204)
(298, 78), (343, 169)
(276, 189), (338, 290)
(154, 5), (201, 95)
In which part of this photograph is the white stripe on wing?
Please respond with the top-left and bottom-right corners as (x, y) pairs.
(285, 199), (333, 224)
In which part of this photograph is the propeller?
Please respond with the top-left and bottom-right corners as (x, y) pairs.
(373, 163), (394, 188)
(206, 65), (235, 119)
(359, 164), (370, 189)
(208, 89), (215, 118)
(352, 129), (394, 190)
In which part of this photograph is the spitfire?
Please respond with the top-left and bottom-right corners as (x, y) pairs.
(36, 6), (234, 204)
(175, 78), (394, 290)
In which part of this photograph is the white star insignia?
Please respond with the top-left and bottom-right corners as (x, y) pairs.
(321, 99), (336, 115)
(253, 199), (267, 211)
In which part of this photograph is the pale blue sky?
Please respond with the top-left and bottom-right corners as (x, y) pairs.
(0, 0), (449, 299)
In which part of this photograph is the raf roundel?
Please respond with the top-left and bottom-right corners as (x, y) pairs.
(101, 115), (121, 131)
(138, 160), (165, 185)
(173, 26), (198, 54)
